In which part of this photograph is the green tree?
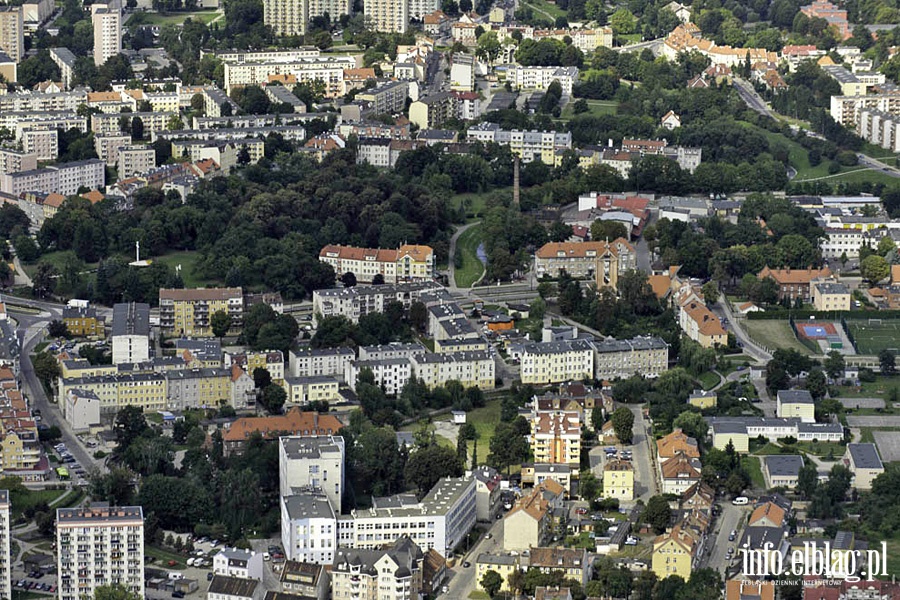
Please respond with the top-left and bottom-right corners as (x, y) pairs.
(48, 320), (69, 338)
(488, 421), (530, 474)
(210, 309), (232, 339)
(406, 444), (463, 495)
(701, 281), (719, 305)
(475, 32), (501, 63)
(880, 348), (896, 375)
(611, 407), (635, 444)
(93, 584), (142, 600)
(823, 350), (845, 379)
(797, 460), (818, 499)
(805, 368), (827, 401)
(641, 495), (671, 534)
(481, 570), (503, 598)
(861, 254), (890, 285)
(529, 297), (546, 320)
(673, 411), (708, 442)
(878, 235), (896, 257)
(262, 384), (287, 414)
(610, 8), (637, 34)
(590, 219), (628, 242)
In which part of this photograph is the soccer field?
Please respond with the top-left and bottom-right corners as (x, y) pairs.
(845, 319), (900, 355)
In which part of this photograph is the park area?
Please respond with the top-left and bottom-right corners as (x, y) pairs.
(845, 318), (900, 355)
(743, 319), (812, 355)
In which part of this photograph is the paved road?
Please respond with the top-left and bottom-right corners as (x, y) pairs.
(733, 78), (777, 120)
(715, 298), (772, 363)
(443, 517), (504, 599)
(630, 405), (658, 501)
(702, 502), (748, 575)
(856, 153), (900, 179)
(13, 306), (102, 475)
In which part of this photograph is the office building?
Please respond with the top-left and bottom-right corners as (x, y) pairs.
(91, 4), (121, 67)
(279, 435), (345, 513)
(111, 303), (150, 365)
(56, 504), (144, 600)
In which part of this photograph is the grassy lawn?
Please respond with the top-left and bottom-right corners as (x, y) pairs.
(11, 488), (68, 519)
(455, 224), (485, 288)
(836, 376), (900, 398)
(451, 190), (505, 221)
(126, 10), (220, 26)
(697, 371), (720, 390)
(741, 456), (766, 489)
(23, 251), (98, 280)
(751, 442), (785, 455)
(520, 0), (567, 18)
(467, 399), (502, 465)
(152, 250), (220, 288)
(469, 592), (490, 600)
(794, 441), (844, 457)
(145, 545), (188, 569)
(616, 33), (642, 44)
(743, 320), (812, 355)
(560, 99), (617, 120)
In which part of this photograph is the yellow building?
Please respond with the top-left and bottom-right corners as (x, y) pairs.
(688, 389), (717, 409)
(284, 376), (341, 405)
(652, 525), (697, 580)
(603, 459), (634, 500)
(159, 287), (244, 338)
(62, 306), (104, 337)
(812, 282), (851, 311)
(476, 554), (520, 593)
(59, 359), (117, 381)
(410, 351), (495, 390)
(1, 429), (41, 471)
(710, 422), (750, 452)
(776, 390), (815, 423)
(503, 479), (564, 552)
(227, 350), (285, 385)
(58, 373), (167, 414)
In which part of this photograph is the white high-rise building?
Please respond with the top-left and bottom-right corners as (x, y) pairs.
(56, 504), (144, 600)
(0, 491), (9, 600)
(91, 4), (121, 67)
(111, 303), (150, 365)
(279, 435), (345, 513)
(363, 0), (409, 32)
(408, 0), (439, 20)
(263, 0), (352, 36)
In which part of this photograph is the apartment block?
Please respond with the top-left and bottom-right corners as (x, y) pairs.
(0, 159), (104, 196)
(223, 55), (358, 96)
(91, 4), (121, 67)
(531, 411), (580, 467)
(164, 368), (232, 410)
(356, 80), (409, 115)
(450, 54), (475, 92)
(56, 504), (144, 600)
(91, 111), (174, 136)
(0, 148), (36, 174)
(159, 287), (243, 337)
(49, 47), (77, 88)
(213, 548), (264, 581)
(111, 303), (150, 365)
(57, 373), (167, 413)
(467, 122), (573, 165)
(332, 538), (424, 600)
(284, 376), (341, 406)
(812, 282), (851, 311)
(94, 134), (131, 165)
(21, 128), (59, 161)
(311, 282), (441, 323)
(64, 388), (101, 432)
(117, 145), (156, 179)
(593, 336), (668, 380)
(290, 347), (355, 379)
(62, 305), (104, 337)
(279, 435), (345, 513)
(363, 0), (409, 33)
(0, 6), (23, 64)
(801, 0), (850, 39)
(534, 240), (635, 287)
(281, 493), (337, 565)
(345, 358), (411, 395)
(0, 491), (8, 600)
(318, 244), (433, 284)
(508, 66), (578, 95)
(409, 351), (495, 390)
(262, 0), (351, 36)
(518, 340), (594, 385)
(603, 459), (634, 500)
(409, 92), (457, 130)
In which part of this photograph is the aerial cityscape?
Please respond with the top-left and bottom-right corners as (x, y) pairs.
(0, 0), (898, 598)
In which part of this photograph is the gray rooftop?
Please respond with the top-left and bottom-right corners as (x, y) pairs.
(765, 455), (804, 477)
(847, 443), (884, 470)
(112, 302), (150, 337)
(777, 390), (815, 405)
(280, 435), (344, 460)
(282, 492), (335, 521)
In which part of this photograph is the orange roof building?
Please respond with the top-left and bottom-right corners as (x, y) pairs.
(679, 299), (727, 348)
(727, 580), (776, 600)
(749, 501), (787, 527)
(222, 408), (342, 456)
(657, 429), (700, 460)
(535, 239), (635, 290)
(758, 266), (832, 302)
(318, 243), (434, 284)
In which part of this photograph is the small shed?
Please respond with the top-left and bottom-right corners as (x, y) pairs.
(452, 410), (467, 424)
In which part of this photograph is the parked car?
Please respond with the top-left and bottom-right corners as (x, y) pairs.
(732, 496), (749, 505)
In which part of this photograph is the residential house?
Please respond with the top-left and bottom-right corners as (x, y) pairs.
(651, 525), (697, 580)
(534, 240), (635, 289)
(502, 479), (565, 551)
(213, 548), (264, 581)
(757, 267), (833, 302)
(661, 451), (702, 495)
(688, 389), (717, 409)
(657, 429), (701, 463)
(603, 459), (634, 500)
(528, 547), (592, 589)
(62, 306), (103, 337)
(279, 562), (328, 600)
(813, 282), (851, 311)
(475, 554), (520, 593)
(679, 299), (726, 348)
(530, 411), (581, 467)
(763, 455), (805, 489)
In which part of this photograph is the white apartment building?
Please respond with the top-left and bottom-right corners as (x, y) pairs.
(64, 388), (101, 432)
(279, 435), (345, 513)
(49, 48), (77, 88)
(357, 138), (392, 166)
(0, 6), (23, 64)
(283, 376), (340, 405)
(357, 80), (409, 115)
(91, 4), (121, 67)
(117, 145), (156, 179)
(343, 477), (476, 555)
(281, 493), (337, 565)
(311, 282), (440, 323)
(363, 0), (409, 33)
(450, 54), (475, 92)
(0, 148), (36, 174)
(91, 111), (174, 136)
(222, 55), (358, 96)
(508, 65), (579, 95)
(263, 0), (352, 36)
(56, 504), (144, 600)
(466, 122), (572, 164)
(345, 358), (412, 395)
(213, 548), (264, 581)
(331, 538), (424, 600)
(0, 91), (87, 113)
(409, 0), (439, 19)
(856, 107), (900, 151)
(831, 93), (900, 127)
(111, 303), (150, 365)
(0, 159), (104, 196)
(518, 340), (594, 385)
(289, 347), (355, 378)
(22, 128), (58, 161)
(410, 351), (495, 390)
(358, 343), (426, 361)
(0, 491), (8, 600)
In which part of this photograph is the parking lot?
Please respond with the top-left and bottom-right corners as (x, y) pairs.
(51, 442), (88, 485)
(872, 430), (900, 462)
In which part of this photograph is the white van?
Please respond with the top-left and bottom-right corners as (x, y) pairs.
(167, 572), (183, 581)
(732, 496), (749, 505)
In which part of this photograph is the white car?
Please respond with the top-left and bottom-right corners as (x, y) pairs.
(732, 496), (749, 505)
